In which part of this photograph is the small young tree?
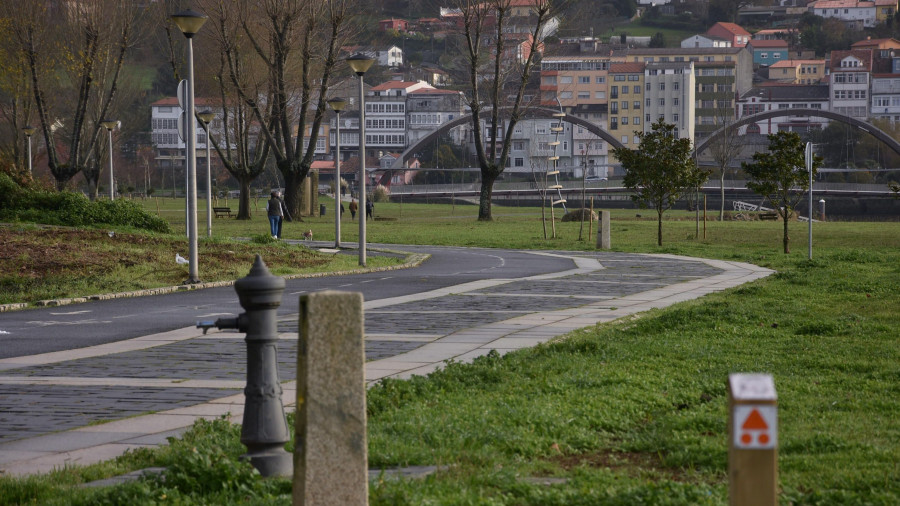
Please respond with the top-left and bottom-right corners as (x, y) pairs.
(743, 131), (822, 254)
(613, 119), (708, 246)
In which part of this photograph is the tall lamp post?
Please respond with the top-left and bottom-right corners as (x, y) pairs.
(101, 120), (119, 200)
(346, 53), (375, 266)
(171, 9), (207, 284)
(327, 97), (346, 248)
(198, 110), (216, 238)
(22, 126), (36, 179)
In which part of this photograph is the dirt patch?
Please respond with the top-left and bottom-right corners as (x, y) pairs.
(544, 449), (692, 482)
(0, 225), (330, 303)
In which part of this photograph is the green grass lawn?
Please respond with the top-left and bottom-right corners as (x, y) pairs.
(2, 198), (898, 505)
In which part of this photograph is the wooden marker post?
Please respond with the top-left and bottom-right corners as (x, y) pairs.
(728, 373), (778, 506)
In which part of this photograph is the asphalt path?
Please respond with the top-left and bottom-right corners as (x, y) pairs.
(0, 244), (574, 359)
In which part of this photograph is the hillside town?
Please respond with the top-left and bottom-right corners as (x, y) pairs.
(145, 1), (900, 189)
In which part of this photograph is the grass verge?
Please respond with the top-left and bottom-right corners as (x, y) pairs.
(1, 200), (898, 504)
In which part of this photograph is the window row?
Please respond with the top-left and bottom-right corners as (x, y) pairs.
(366, 119), (406, 129)
(365, 134), (406, 145)
(365, 103), (405, 113)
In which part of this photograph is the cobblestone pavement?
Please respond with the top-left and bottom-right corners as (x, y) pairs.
(0, 250), (773, 475)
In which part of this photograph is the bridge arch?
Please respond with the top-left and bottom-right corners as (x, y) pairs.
(694, 108), (900, 158)
(390, 106), (626, 170)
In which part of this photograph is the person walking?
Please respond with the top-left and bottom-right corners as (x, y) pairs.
(349, 199), (358, 220)
(365, 199), (374, 220)
(266, 190), (291, 239)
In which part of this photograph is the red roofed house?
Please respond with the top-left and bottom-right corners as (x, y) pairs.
(380, 18), (409, 32)
(705, 22), (751, 47)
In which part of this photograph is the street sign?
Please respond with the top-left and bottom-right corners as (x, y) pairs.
(177, 111), (186, 142)
(177, 79), (187, 110)
(733, 405), (777, 449)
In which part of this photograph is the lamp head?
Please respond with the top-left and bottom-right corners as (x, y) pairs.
(100, 120), (119, 131)
(197, 110), (216, 124)
(23, 125), (36, 137)
(171, 9), (207, 38)
(346, 53), (375, 76)
(327, 97), (347, 112)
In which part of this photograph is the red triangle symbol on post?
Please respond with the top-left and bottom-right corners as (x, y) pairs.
(741, 409), (768, 430)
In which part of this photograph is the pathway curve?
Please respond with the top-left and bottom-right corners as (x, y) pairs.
(0, 249), (772, 476)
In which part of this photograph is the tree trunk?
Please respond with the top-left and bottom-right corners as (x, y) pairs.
(478, 172), (497, 221)
(237, 177), (253, 220)
(783, 215), (790, 254)
(657, 209), (664, 246)
(719, 169), (726, 221)
(283, 169), (302, 220)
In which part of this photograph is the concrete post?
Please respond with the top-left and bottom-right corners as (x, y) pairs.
(293, 291), (367, 506)
(596, 210), (610, 250)
(728, 373), (778, 506)
(197, 255), (292, 477)
(818, 199), (826, 221)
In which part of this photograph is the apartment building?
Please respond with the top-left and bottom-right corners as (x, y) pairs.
(627, 47), (752, 140)
(607, 62), (646, 149)
(767, 60), (827, 84)
(738, 84), (830, 134)
(830, 49), (873, 118)
(406, 88), (467, 147)
(809, 0), (878, 28)
(365, 80), (434, 152)
(150, 97), (221, 169)
(644, 62), (696, 141)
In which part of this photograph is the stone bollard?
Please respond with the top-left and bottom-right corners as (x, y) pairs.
(595, 210), (611, 250)
(818, 199), (826, 221)
(197, 255), (292, 477)
(293, 291), (367, 506)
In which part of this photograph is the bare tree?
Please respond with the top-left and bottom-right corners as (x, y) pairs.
(706, 93), (743, 221)
(231, 0), (352, 218)
(456, 0), (555, 221)
(194, 0), (275, 219)
(4, 1), (137, 191)
(0, 26), (34, 176)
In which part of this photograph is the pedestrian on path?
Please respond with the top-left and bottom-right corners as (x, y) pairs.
(349, 199), (358, 220)
(266, 190), (291, 239)
(366, 199), (374, 220)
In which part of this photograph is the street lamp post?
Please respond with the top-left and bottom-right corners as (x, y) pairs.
(171, 9), (207, 283)
(23, 126), (36, 179)
(346, 54), (375, 266)
(328, 98), (347, 248)
(101, 120), (119, 200)
(198, 110), (216, 238)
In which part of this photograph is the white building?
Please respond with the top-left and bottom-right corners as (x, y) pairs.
(738, 84), (830, 135)
(830, 50), (872, 119)
(643, 62), (696, 141)
(150, 97), (221, 169)
(809, 0), (877, 28)
(366, 80), (434, 152)
(681, 34), (732, 49)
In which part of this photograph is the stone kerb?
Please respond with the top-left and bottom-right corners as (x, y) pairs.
(293, 291), (368, 506)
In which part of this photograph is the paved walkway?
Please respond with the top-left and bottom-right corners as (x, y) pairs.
(0, 250), (772, 476)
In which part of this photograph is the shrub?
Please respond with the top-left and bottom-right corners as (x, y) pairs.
(372, 184), (391, 203)
(0, 173), (170, 232)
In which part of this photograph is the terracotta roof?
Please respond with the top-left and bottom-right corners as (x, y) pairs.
(768, 59), (825, 68)
(748, 40), (789, 48)
(609, 62), (645, 73)
(707, 22), (751, 37)
(811, 0), (874, 7)
(830, 49), (874, 70)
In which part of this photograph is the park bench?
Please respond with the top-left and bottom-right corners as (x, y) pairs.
(758, 212), (778, 221)
(213, 206), (234, 218)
